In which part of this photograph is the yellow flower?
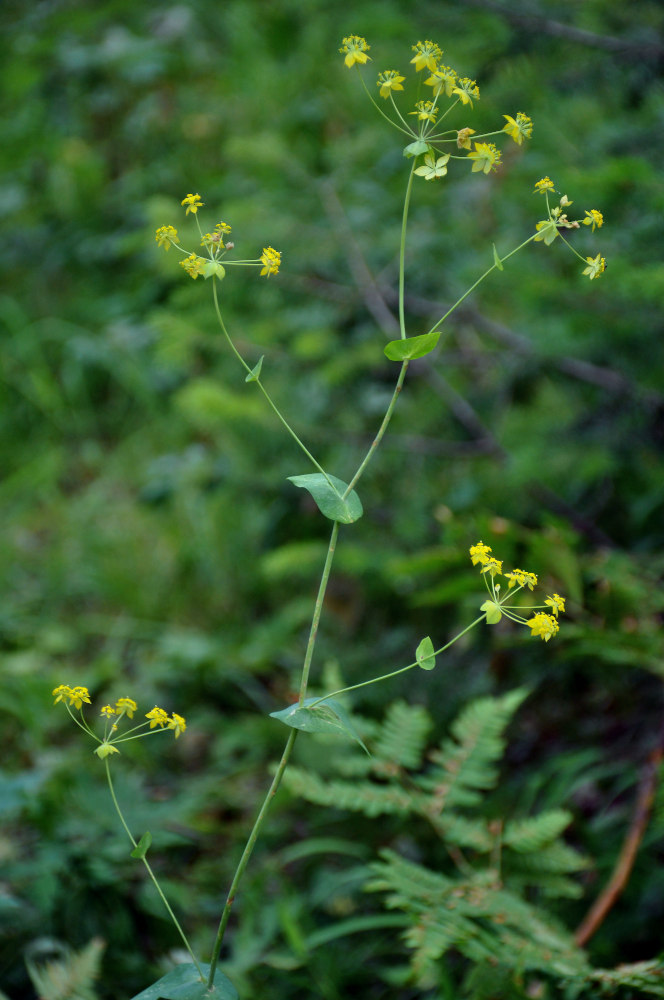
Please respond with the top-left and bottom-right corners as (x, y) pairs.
(583, 209), (603, 232)
(505, 569), (538, 590)
(180, 253), (206, 279)
(116, 697), (137, 719)
(414, 152), (450, 180)
(534, 219), (559, 245)
(582, 253), (606, 280)
(452, 77), (480, 107)
(545, 593), (566, 617)
(340, 35), (371, 68)
(527, 613), (560, 642)
(467, 142), (501, 175)
(469, 541), (492, 566)
(181, 193), (203, 215)
(409, 100), (438, 123)
(481, 557), (503, 578)
(456, 127), (476, 150)
(53, 684), (72, 705)
(377, 70), (405, 99)
(101, 705), (116, 718)
(503, 112), (533, 145)
(260, 247), (281, 277)
(410, 40), (442, 73)
(534, 176), (555, 195)
(155, 225), (178, 250)
(146, 706), (170, 729)
(168, 713), (187, 739)
(424, 65), (458, 97)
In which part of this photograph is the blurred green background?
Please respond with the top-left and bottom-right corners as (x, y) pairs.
(1, 0), (664, 997)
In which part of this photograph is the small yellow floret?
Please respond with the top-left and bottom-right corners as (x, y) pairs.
(260, 247), (281, 277)
(410, 40), (443, 73)
(534, 177), (555, 195)
(583, 209), (603, 231)
(527, 613), (560, 642)
(181, 193), (203, 215)
(340, 35), (371, 68)
(469, 541), (492, 566)
(116, 697), (137, 719)
(146, 706), (170, 730)
(169, 713), (187, 738)
(505, 568), (538, 590)
(545, 593), (566, 617)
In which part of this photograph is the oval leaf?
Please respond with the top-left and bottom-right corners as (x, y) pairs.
(130, 963), (238, 1000)
(270, 696), (369, 754)
(245, 355), (264, 383)
(287, 473), (363, 524)
(203, 261), (226, 280)
(480, 599), (503, 625)
(130, 830), (152, 860)
(404, 140), (431, 158)
(384, 331), (440, 362)
(415, 636), (436, 671)
(492, 243), (504, 271)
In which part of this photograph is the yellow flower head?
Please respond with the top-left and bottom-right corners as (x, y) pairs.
(481, 557), (503, 578)
(467, 142), (501, 175)
(180, 253), (206, 279)
(53, 684), (91, 710)
(116, 696), (137, 719)
(582, 253), (606, 280)
(534, 176), (555, 195)
(409, 100), (438, 123)
(410, 40), (442, 73)
(146, 706), (170, 729)
(100, 705), (116, 718)
(545, 593), (566, 617)
(340, 35), (371, 68)
(155, 225), (178, 251)
(377, 70), (405, 99)
(503, 112), (533, 145)
(452, 77), (480, 107)
(469, 541), (492, 566)
(424, 65), (458, 97)
(583, 209), (604, 232)
(260, 246), (281, 277)
(181, 193), (204, 215)
(505, 568), (538, 590)
(168, 713), (187, 739)
(527, 613), (560, 642)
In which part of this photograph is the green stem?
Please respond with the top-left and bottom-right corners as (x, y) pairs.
(298, 521), (340, 703)
(426, 232), (539, 336)
(207, 728), (298, 988)
(104, 761), (204, 980)
(399, 163), (416, 340)
(307, 614), (486, 707)
(343, 360), (409, 499)
(211, 280), (331, 484)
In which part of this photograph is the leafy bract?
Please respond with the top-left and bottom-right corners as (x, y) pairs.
(130, 831), (152, 859)
(403, 139), (430, 158)
(270, 696), (369, 754)
(288, 473), (363, 524)
(245, 356), (264, 382)
(202, 261), (225, 280)
(492, 243), (504, 271)
(480, 600), (502, 624)
(130, 963), (238, 1000)
(384, 331), (440, 361)
(415, 636), (436, 671)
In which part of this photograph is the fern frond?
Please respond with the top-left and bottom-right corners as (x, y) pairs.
(588, 958), (664, 997)
(503, 809), (573, 852)
(372, 700), (432, 770)
(25, 938), (105, 1000)
(282, 767), (415, 817)
(416, 689), (529, 813)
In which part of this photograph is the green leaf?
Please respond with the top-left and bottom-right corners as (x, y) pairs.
(270, 697), (369, 754)
(415, 636), (436, 671)
(492, 243), (504, 271)
(130, 831), (152, 859)
(130, 963), (238, 1000)
(480, 600), (502, 624)
(403, 140), (431, 158)
(203, 261), (225, 280)
(288, 473), (363, 524)
(384, 331), (440, 361)
(245, 355), (264, 382)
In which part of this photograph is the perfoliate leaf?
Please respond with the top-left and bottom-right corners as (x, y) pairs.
(270, 697), (369, 754)
(415, 636), (436, 671)
(245, 356), (264, 382)
(480, 600), (502, 625)
(288, 473), (363, 524)
(130, 831), (152, 860)
(492, 243), (504, 271)
(384, 331), (440, 362)
(130, 963), (238, 1000)
(203, 261), (226, 280)
(403, 140), (431, 158)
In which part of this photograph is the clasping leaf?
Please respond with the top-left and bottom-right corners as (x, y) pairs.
(288, 473), (363, 524)
(384, 331), (440, 362)
(270, 696), (369, 754)
(415, 636), (436, 671)
(130, 962), (238, 1000)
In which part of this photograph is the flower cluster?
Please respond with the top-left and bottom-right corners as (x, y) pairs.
(154, 195), (281, 283)
(52, 685), (187, 757)
(340, 36), (532, 182)
(469, 542), (566, 642)
(533, 180), (606, 280)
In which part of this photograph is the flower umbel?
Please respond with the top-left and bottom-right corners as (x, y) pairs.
(503, 112), (533, 145)
(410, 40), (442, 73)
(377, 70), (405, 99)
(155, 225), (178, 251)
(181, 193), (203, 215)
(52, 686), (187, 754)
(180, 254), (206, 279)
(467, 142), (501, 174)
(260, 247), (281, 277)
(340, 35), (371, 68)
(583, 209), (604, 232)
(469, 542), (566, 641)
(534, 176), (555, 195)
(582, 253), (606, 280)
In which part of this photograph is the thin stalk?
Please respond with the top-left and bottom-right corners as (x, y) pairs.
(105, 761), (204, 980)
(308, 614), (486, 706)
(298, 521), (340, 703)
(426, 232), (538, 336)
(343, 360), (409, 499)
(206, 729), (298, 988)
(398, 163), (416, 339)
(212, 280), (331, 484)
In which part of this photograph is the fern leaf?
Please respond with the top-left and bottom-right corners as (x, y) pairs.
(372, 700), (432, 770)
(416, 689), (529, 813)
(502, 809), (573, 852)
(282, 768), (414, 817)
(25, 938), (105, 1000)
(589, 959), (664, 997)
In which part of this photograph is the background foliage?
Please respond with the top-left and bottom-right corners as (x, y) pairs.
(1, 0), (664, 997)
